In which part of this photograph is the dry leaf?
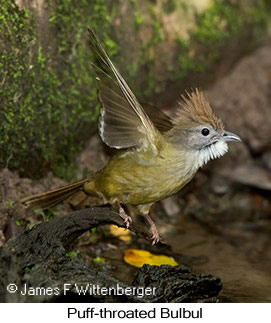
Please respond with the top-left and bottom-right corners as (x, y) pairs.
(109, 224), (131, 241)
(124, 248), (178, 268)
(92, 257), (105, 263)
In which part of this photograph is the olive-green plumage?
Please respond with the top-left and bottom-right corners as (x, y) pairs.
(84, 138), (195, 206)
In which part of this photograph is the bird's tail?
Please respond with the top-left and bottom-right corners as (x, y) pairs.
(21, 178), (89, 210)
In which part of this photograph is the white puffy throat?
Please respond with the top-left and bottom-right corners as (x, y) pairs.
(195, 141), (228, 169)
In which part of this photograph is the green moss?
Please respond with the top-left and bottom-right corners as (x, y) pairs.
(0, 0), (116, 178)
(162, 0), (178, 14)
(192, 1), (242, 46)
(246, 0), (271, 42)
(15, 220), (21, 226)
(131, 1), (144, 29)
(24, 267), (32, 273)
(148, 4), (164, 45)
(5, 199), (14, 209)
(128, 0), (270, 98)
(136, 4), (166, 97)
(131, 0), (144, 29)
(0, 0), (270, 179)
(171, 0), (271, 81)
(34, 208), (56, 221)
(66, 251), (78, 259)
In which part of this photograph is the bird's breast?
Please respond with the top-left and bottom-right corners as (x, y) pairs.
(93, 146), (197, 205)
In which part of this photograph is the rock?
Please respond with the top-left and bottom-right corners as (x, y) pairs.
(207, 45), (271, 156)
(133, 264), (222, 302)
(262, 151), (271, 170)
(227, 163), (271, 191)
(161, 196), (181, 217)
(210, 176), (231, 195)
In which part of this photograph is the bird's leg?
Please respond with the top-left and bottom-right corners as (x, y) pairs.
(138, 204), (160, 245)
(144, 214), (160, 245)
(115, 200), (132, 228)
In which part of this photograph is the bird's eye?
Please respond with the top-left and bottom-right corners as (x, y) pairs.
(201, 128), (209, 136)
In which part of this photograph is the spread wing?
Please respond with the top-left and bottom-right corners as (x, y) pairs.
(141, 103), (173, 133)
(88, 28), (161, 151)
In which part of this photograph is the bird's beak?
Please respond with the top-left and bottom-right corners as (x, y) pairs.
(222, 131), (241, 142)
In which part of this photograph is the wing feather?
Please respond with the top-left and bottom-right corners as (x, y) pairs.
(141, 103), (173, 133)
(88, 28), (160, 150)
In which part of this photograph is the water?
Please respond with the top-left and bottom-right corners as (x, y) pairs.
(165, 214), (271, 302)
(88, 189), (271, 302)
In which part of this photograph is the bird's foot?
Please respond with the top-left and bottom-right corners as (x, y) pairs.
(149, 225), (160, 245)
(119, 206), (132, 228)
(144, 214), (161, 245)
(116, 201), (132, 228)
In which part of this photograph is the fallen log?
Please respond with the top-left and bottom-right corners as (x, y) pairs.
(0, 207), (222, 302)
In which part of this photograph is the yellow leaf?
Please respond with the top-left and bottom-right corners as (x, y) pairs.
(123, 248), (178, 268)
(119, 235), (131, 242)
(92, 257), (105, 263)
(109, 224), (131, 241)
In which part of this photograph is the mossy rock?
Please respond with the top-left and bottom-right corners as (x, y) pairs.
(0, 0), (117, 178)
(0, 0), (270, 178)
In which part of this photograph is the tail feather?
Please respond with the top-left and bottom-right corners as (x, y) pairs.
(21, 179), (88, 210)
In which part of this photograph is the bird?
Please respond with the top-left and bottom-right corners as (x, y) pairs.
(21, 28), (241, 244)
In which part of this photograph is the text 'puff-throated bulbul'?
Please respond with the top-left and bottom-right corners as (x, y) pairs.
(21, 28), (241, 244)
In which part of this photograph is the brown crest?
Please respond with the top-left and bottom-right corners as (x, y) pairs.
(173, 89), (224, 132)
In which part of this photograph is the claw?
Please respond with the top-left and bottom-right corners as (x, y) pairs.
(116, 201), (132, 229)
(150, 226), (161, 245)
(145, 214), (161, 245)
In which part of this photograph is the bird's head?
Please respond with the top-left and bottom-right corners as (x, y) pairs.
(167, 89), (241, 168)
